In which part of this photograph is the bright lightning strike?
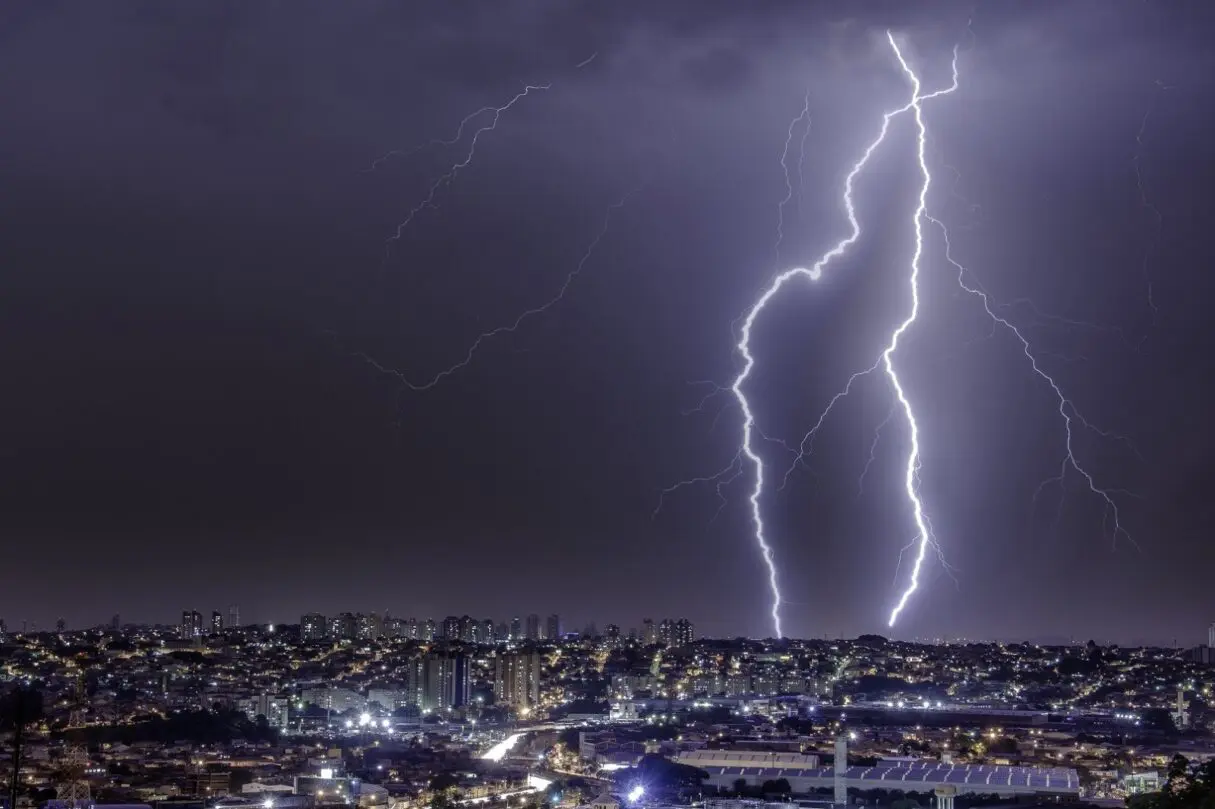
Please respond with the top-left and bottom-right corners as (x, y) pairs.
(724, 33), (959, 637)
(880, 33), (960, 627)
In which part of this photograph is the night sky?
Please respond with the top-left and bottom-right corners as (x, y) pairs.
(3, 1), (1214, 643)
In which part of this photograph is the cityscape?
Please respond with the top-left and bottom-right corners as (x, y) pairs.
(5, 4), (1215, 809)
(5, 615), (1215, 809)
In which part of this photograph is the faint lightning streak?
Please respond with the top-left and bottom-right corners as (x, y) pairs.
(1132, 79), (1172, 333)
(780, 357), (882, 489)
(360, 186), (641, 390)
(363, 99), (520, 174)
(858, 397), (897, 499)
(931, 213), (1139, 554)
(775, 94), (811, 267)
(653, 455), (741, 520)
(796, 97), (813, 216)
(383, 84), (550, 251)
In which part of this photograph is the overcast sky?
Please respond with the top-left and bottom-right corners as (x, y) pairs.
(2, 1), (1213, 643)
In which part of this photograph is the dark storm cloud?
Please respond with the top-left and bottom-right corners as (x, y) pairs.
(2, 1), (1214, 643)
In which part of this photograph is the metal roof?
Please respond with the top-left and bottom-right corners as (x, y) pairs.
(701, 761), (1079, 791)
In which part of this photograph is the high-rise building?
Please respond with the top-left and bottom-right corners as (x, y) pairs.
(421, 618), (436, 641)
(404, 657), (425, 707)
(479, 619), (495, 644)
(1208, 622), (1214, 649)
(658, 619), (674, 645)
(330, 612), (358, 640)
(181, 610), (203, 639)
(605, 624), (621, 646)
(423, 653), (469, 712)
(110, 614), (121, 631)
(211, 611), (224, 634)
(545, 614), (561, 641)
(246, 694), (290, 729)
(442, 616), (461, 640)
(359, 613), (384, 640)
(406, 618), (419, 639)
(497, 620), (510, 641)
(458, 615), (477, 643)
(228, 604), (240, 628)
(495, 651), (541, 710)
(510, 616), (522, 640)
(642, 618), (656, 646)
(673, 618), (695, 646)
(525, 613), (540, 641)
(301, 613), (327, 641)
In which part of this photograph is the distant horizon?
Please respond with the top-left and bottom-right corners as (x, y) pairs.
(3, 614), (1202, 650)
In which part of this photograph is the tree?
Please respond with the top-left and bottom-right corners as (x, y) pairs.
(733, 778), (748, 796)
(0, 687), (44, 809)
(1126, 754), (1215, 809)
(760, 779), (791, 795)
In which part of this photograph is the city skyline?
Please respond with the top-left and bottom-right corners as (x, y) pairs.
(3, 3), (1214, 641)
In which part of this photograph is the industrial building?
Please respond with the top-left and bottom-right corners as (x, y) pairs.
(688, 758), (1080, 798)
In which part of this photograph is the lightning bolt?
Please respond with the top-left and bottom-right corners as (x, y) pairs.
(356, 55), (627, 391)
(931, 215), (1139, 555)
(725, 33), (959, 637)
(877, 34), (960, 628)
(359, 186), (642, 390)
(381, 84), (550, 255)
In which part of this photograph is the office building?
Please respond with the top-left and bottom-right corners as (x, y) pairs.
(525, 613), (540, 641)
(495, 651), (541, 710)
(421, 618), (436, 641)
(442, 616), (461, 640)
(480, 618), (496, 644)
(510, 616), (522, 640)
(211, 611), (224, 634)
(545, 614), (561, 641)
(641, 618), (656, 646)
(673, 617), (695, 646)
(301, 613), (327, 641)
